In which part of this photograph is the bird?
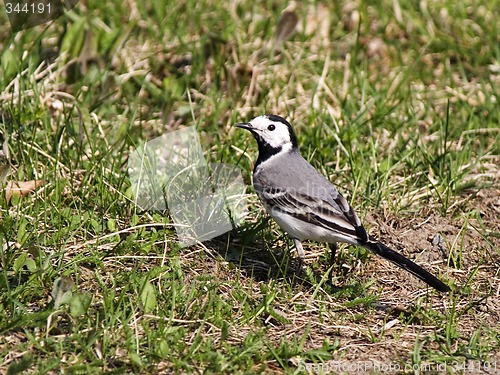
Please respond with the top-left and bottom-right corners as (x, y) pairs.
(235, 114), (450, 293)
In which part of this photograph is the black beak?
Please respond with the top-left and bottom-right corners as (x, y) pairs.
(234, 122), (252, 130)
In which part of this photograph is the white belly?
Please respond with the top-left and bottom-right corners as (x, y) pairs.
(266, 206), (358, 245)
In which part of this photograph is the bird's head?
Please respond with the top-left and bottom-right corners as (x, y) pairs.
(235, 114), (298, 151)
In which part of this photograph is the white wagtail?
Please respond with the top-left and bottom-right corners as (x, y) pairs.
(236, 114), (450, 293)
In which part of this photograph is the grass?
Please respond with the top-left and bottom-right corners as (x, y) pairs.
(0, 0), (499, 373)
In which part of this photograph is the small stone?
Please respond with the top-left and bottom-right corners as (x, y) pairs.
(431, 233), (444, 247)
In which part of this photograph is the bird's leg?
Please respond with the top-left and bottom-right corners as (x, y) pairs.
(293, 238), (305, 271)
(328, 243), (338, 284)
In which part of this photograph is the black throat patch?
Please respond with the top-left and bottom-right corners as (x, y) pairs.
(253, 135), (283, 171)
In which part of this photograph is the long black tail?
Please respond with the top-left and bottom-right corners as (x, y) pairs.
(362, 240), (450, 293)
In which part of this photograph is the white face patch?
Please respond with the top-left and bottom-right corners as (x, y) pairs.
(248, 115), (293, 149)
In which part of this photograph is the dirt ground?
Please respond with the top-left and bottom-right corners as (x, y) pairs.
(212, 186), (500, 369)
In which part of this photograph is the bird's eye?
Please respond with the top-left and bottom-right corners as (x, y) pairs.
(267, 124), (276, 131)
